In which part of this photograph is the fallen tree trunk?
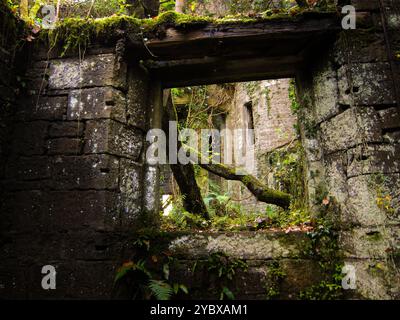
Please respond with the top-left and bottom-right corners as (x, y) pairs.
(169, 163), (210, 220)
(163, 91), (291, 217)
(163, 93), (210, 220)
(199, 163), (291, 209)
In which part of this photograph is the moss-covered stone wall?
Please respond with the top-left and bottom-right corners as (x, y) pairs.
(296, 0), (400, 299)
(1, 0), (399, 300)
(0, 0), (27, 189)
(0, 34), (156, 298)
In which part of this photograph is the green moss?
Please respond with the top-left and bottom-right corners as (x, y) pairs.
(365, 231), (383, 242)
(265, 141), (306, 209)
(40, 8), (337, 56)
(289, 79), (300, 113)
(264, 86), (271, 116)
(298, 261), (344, 300)
(1, 0), (27, 46)
(43, 15), (143, 56)
(265, 261), (286, 300)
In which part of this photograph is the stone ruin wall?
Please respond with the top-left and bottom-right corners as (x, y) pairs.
(296, 0), (400, 299)
(0, 35), (155, 297)
(224, 79), (298, 213)
(0, 0), (399, 300)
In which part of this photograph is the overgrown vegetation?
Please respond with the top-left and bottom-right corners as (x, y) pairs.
(161, 81), (311, 232)
(265, 261), (287, 299)
(298, 215), (345, 300)
(5, 0), (339, 58)
(113, 231), (248, 300)
(7, 0), (343, 299)
(203, 252), (248, 300)
(298, 263), (343, 300)
(113, 232), (190, 300)
(161, 184), (312, 232)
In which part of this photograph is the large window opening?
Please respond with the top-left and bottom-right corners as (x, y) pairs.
(160, 79), (309, 232)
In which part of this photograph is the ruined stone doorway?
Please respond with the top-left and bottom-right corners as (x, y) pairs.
(1, 3), (399, 300)
(158, 80), (305, 232)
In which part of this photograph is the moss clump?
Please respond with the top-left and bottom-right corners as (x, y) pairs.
(202, 251), (248, 300)
(298, 220), (344, 300)
(365, 231), (383, 242)
(265, 141), (306, 209)
(40, 7), (338, 56)
(146, 11), (212, 30)
(44, 15), (143, 56)
(265, 261), (286, 300)
(1, 0), (27, 47)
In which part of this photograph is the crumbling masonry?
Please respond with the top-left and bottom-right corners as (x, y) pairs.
(0, 0), (399, 299)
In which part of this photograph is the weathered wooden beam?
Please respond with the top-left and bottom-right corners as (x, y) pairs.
(144, 15), (340, 60)
(133, 13), (340, 87)
(150, 55), (303, 87)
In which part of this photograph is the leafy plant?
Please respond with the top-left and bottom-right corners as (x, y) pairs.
(202, 251), (248, 299)
(134, 235), (151, 251)
(148, 280), (174, 300)
(220, 286), (235, 300)
(207, 252), (248, 280)
(114, 260), (150, 283)
(265, 261), (286, 300)
(289, 79), (300, 113)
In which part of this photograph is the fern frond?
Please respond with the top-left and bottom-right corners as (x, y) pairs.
(148, 280), (173, 301)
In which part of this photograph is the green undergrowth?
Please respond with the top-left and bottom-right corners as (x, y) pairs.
(298, 215), (345, 300)
(161, 200), (312, 232)
(113, 230), (248, 300)
(1, 0), (28, 46)
(162, 139), (310, 232)
(113, 233), (189, 300)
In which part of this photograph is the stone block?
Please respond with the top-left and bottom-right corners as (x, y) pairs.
(324, 152), (349, 205)
(16, 96), (67, 121)
(343, 258), (399, 300)
(1, 191), (48, 232)
(303, 138), (323, 162)
(338, 63), (396, 106)
(1, 178), (50, 192)
(0, 262), (30, 299)
(304, 160), (326, 209)
(334, 31), (387, 65)
(387, 11), (400, 30)
(320, 107), (382, 154)
(24, 60), (50, 79)
(126, 66), (149, 130)
(26, 76), (48, 92)
(84, 120), (144, 161)
(350, 0), (380, 11)
(67, 87), (126, 123)
(168, 232), (311, 260)
(346, 174), (400, 227)
(51, 154), (119, 190)
(55, 261), (117, 299)
(6, 156), (51, 181)
(61, 230), (129, 262)
(312, 63), (339, 123)
(47, 138), (83, 155)
(48, 121), (84, 138)
(279, 259), (323, 300)
(339, 226), (400, 260)
(378, 107), (400, 130)
(48, 54), (127, 90)
(12, 121), (48, 156)
(118, 159), (143, 225)
(347, 144), (400, 177)
(46, 191), (119, 231)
